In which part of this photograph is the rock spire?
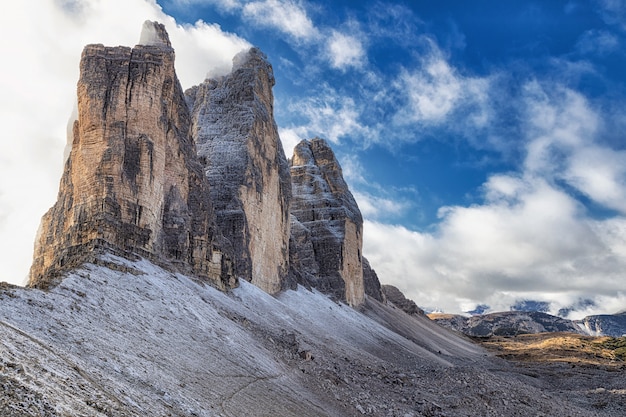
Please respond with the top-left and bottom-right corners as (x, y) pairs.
(186, 48), (292, 294)
(289, 138), (365, 306)
(28, 22), (385, 307)
(29, 21), (234, 289)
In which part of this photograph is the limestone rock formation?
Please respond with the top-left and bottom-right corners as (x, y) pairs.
(186, 48), (291, 294)
(363, 257), (385, 302)
(29, 21), (234, 289)
(289, 138), (365, 306)
(288, 215), (319, 290)
(382, 285), (424, 316)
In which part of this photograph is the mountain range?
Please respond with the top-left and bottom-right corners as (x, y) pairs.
(1, 21), (625, 416)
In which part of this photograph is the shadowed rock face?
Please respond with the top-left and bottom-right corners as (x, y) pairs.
(28, 21), (235, 289)
(289, 138), (365, 306)
(363, 257), (385, 302)
(187, 48), (292, 294)
(382, 285), (424, 316)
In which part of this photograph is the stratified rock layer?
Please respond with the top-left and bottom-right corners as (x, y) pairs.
(187, 48), (291, 294)
(289, 138), (364, 306)
(29, 21), (234, 289)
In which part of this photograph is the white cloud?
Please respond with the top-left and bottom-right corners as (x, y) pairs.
(242, 0), (319, 41)
(366, 2), (423, 47)
(566, 146), (626, 213)
(326, 30), (366, 70)
(364, 175), (626, 317)
(284, 91), (376, 144)
(0, 0), (249, 285)
(278, 127), (303, 157)
(398, 58), (461, 123)
(364, 79), (626, 318)
(353, 192), (410, 220)
(522, 82), (626, 215)
(393, 46), (492, 129)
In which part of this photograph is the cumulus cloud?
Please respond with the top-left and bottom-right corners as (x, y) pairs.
(0, 0), (249, 285)
(363, 79), (626, 318)
(242, 0), (318, 41)
(522, 82), (626, 214)
(284, 90), (376, 144)
(326, 30), (366, 70)
(393, 45), (492, 129)
(353, 192), (411, 220)
(364, 178), (626, 319)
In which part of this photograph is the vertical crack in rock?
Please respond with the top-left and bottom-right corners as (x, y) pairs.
(288, 138), (366, 307)
(28, 21), (235, 289)
(187, 48), (292, 294)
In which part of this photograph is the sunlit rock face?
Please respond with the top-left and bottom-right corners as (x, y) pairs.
(289, 138), (365, 307)
(29, 21), (235, 289)
(186, 48), (292, 294)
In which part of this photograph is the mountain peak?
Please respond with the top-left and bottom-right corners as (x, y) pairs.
(28, 23), (234, 289)
(289, 137), (365, 306)
(138, 20), (172, 48)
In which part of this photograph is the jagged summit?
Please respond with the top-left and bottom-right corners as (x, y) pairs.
(186, 46), (292, 294)
(138, 20), (172, 48)
(232, 47), (275, 79)
(289, 138), (365, 306)
(27, 22), (377, 307)
(28, 22), (234, 289)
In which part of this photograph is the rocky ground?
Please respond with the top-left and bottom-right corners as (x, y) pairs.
(1, 256), (625, 416)
(475, 333), (626, 416)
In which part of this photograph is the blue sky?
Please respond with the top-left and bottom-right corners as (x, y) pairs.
(1, 0), (626, 318)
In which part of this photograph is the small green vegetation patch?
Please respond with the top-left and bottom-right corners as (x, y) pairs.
(599, 337), (626, 361)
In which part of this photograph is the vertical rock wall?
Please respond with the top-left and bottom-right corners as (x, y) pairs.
(27, 22), (384, 304)
(289, 138), (365, 307)
(28, 22), (234, 289)
(363, 257), (385, 302)
(187, 48), (292, 294)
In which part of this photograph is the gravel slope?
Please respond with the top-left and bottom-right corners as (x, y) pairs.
(0, 254), (622, 416)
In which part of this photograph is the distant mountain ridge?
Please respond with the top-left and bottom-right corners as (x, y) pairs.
(429, 308), (626, 338)
(429, 311), (585, 337)
(580, 312), (626, 337)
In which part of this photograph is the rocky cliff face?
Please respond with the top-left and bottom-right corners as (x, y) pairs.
(289, 138), (365, 306)
(363, 257), (385, 302)
(29, 22), (234, 289)
(186, 48), (291, 294)
(580, 312), (626, 337)
(381, 285), (424, 316)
